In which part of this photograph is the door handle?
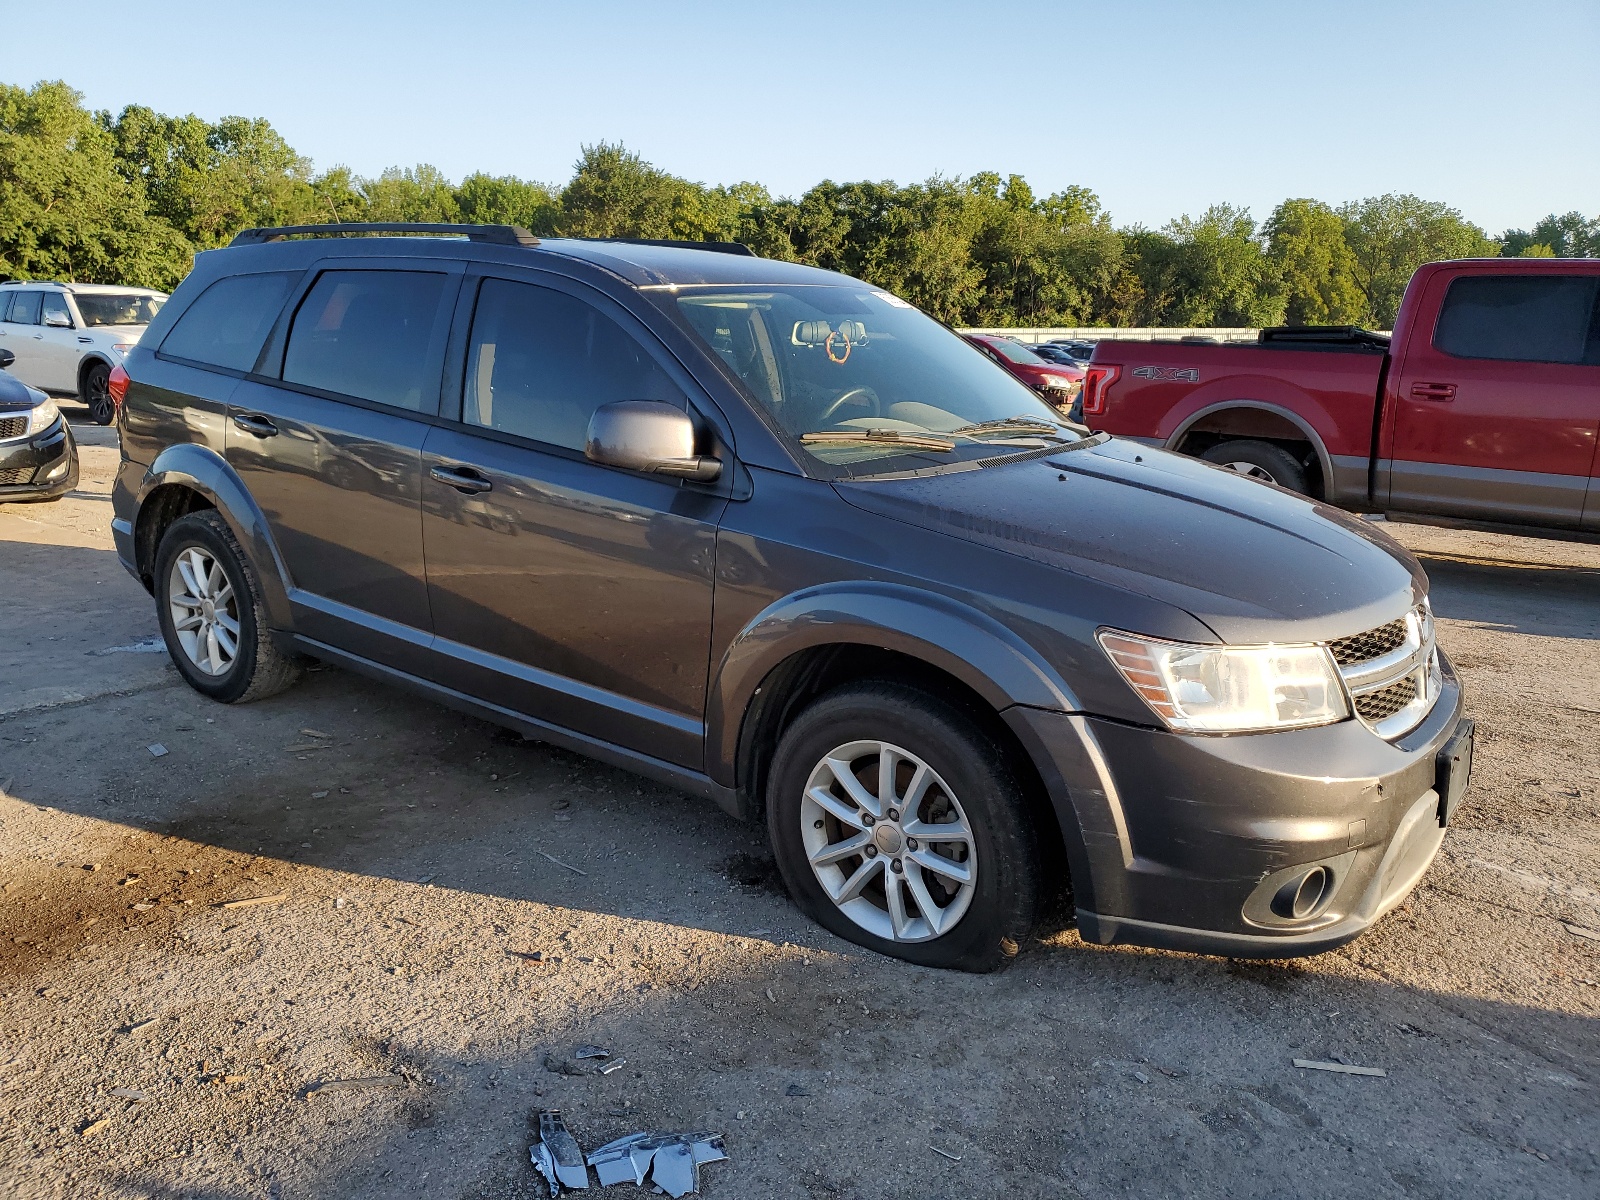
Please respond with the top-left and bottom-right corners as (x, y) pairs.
(231, 413), (278, 438)
(1410, 382), (1457, 401)
(430, 465), (493, 494)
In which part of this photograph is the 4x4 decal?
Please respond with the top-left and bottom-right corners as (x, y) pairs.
(1131, 365), (1199, 382)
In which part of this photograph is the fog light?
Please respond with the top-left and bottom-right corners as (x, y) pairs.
(44, 459), (69, 480)
(1271, 866), (1330, 920)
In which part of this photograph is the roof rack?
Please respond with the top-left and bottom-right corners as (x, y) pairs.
(578, 237), (756, 257)
(229, 223), (539, 248)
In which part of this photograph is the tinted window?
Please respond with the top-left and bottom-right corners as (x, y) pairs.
(162, 273), (297, 371)
(41, 293), (72, 326)
(7, 292), (42, 325)
(463, 278), (682, 450)
(283, 270), (447, 410)
(1434, 275), (1600, 365)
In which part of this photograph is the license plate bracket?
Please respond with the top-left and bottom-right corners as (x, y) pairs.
(1435, 718), (1474, 827)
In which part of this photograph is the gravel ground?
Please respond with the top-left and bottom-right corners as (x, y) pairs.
(1, 412), (1596, 1199)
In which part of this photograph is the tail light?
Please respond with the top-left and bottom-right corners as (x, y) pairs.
(1080, 364), (1118, 416)
(107, 363), (130, 411)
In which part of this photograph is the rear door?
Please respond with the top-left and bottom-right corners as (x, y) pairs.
(0, 291), (47, 388)
(1388, 266), (1600, 527)
(227, 260), (462, 669)
(418, 268), (728, 769)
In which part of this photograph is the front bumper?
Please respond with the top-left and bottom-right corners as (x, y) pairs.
(1007, 651), (1468, 957)
(0, 419), (77, 501)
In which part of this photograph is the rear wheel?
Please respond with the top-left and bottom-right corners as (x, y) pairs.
(154, 511), (302, 703)
(766, 682), (1041, 972)
(82, 363), (114, 426)
(1200, 439), (1309, 494)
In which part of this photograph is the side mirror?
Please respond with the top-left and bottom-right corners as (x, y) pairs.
(585, 401), (721, 482)
(0, 348), (13, 370)
(43, 310), (72, 328)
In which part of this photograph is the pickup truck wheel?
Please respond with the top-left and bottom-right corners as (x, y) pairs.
(1200, 439), (1308, 494)
(766, 682), (1041, 972)
(154, 511), (302, 704)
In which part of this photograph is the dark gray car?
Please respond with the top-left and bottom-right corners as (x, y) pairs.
(111, 224), (1473, 971)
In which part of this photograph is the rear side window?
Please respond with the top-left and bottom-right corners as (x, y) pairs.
(6, 292), (42, 325)
(1434, 275), (1600, 365)
(283, 270), (447, 410)
(463, 278), (682, 450)
(160, 272), (297, 371)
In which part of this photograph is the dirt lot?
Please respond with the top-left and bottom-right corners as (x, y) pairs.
(2, 412), (1597, 1199)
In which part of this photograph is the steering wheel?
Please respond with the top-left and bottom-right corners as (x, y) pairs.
(816, 385), (880, 426)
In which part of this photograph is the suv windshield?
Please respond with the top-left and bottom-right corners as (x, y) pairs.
(672, 285), (1082, 471)
(74, 293), (166, 327)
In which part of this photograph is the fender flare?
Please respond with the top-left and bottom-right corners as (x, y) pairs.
(1166, 399), (1335, 492)
(76, 353), (114, 395)
(705, 580), (1082, 790)
(135, 442), (295, 627)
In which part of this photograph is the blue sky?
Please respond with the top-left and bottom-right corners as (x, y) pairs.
(12, 0), (1597, 234)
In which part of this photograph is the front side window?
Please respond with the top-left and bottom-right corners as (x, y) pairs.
(161, 272), (297, 372)
(283, 270), (448, 410)
(40, 293), (73, 327)
(6, 292), (42, 326)
(1434, 275), (1600, 365)
(76, 292), (166, 327)
(672, 285), (1081, 473)
(463, 278), (682, 451)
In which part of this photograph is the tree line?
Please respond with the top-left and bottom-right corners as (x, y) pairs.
(3, 80), (1596, 330)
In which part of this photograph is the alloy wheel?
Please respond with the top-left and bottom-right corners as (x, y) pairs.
(800, 740), (977, 942)
(1222, 461), (1277, 483)
(167, 547), (240, 676)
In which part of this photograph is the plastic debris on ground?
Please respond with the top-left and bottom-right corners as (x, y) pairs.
(586, 1131), (727, 1198)
(573, 1044), (610, 1060)
(531, 1109), (589, 1195)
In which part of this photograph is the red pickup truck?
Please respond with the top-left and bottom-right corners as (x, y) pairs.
(1080, 258), (1600, 537)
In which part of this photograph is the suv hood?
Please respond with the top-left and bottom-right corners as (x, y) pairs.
(834, 438), (1426, 644)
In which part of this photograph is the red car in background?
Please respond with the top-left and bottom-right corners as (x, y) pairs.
(964, 334), (1084, 413)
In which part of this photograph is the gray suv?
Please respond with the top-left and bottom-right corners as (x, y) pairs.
(112, 223), (1473, 971)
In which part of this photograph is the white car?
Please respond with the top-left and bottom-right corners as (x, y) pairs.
(0, 281), (168, 425)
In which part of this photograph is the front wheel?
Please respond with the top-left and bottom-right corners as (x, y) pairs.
(766, 683), (1041, 972)
(154, 510), (302, 703)
(82, 363), (114, 426)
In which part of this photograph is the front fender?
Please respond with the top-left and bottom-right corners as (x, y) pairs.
(135, 442), (294, 628)
(705, 580), (1082, 788)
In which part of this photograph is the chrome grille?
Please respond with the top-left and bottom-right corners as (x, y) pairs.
(0, 415), (26, 439)
(1329, 619), (1407, 666)
(1332, 604), (1440, 739)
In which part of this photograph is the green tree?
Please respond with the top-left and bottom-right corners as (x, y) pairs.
(361, 164), (460, 222)
(1141, 205), (1283, 327)
(1264, 198), (1365, 325)
(1339, 194), (1498, 327)
(454, 172), (559, 232)
(1500, 211), (1598, 258)
(0, 80), (190, 288)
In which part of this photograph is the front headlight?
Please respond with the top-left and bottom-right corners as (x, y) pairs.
(112, 343), (137, 356)
(1041, 374), (1073, 389)
(26, 397), (61, 435)
(1098, 629), (1349, 733)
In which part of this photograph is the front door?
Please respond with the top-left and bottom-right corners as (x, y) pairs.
(420, 272), (727, 769)
(227, 262), (460, 670)
(1388, 267), (1600, 527)
(36, 292), (85, 392)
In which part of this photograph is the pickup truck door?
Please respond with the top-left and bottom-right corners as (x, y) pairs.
(1387, 267), (1600, 528)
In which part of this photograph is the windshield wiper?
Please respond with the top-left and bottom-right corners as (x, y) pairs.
(800, 429), (956, 452)
(947, 416), (1070, 439)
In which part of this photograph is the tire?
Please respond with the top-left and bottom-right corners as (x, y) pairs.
(1200, 439), (1309, 494)
(766, 682), (1041, 972)
(154, 510), (302, 704)
(82, 362), (114, 426)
